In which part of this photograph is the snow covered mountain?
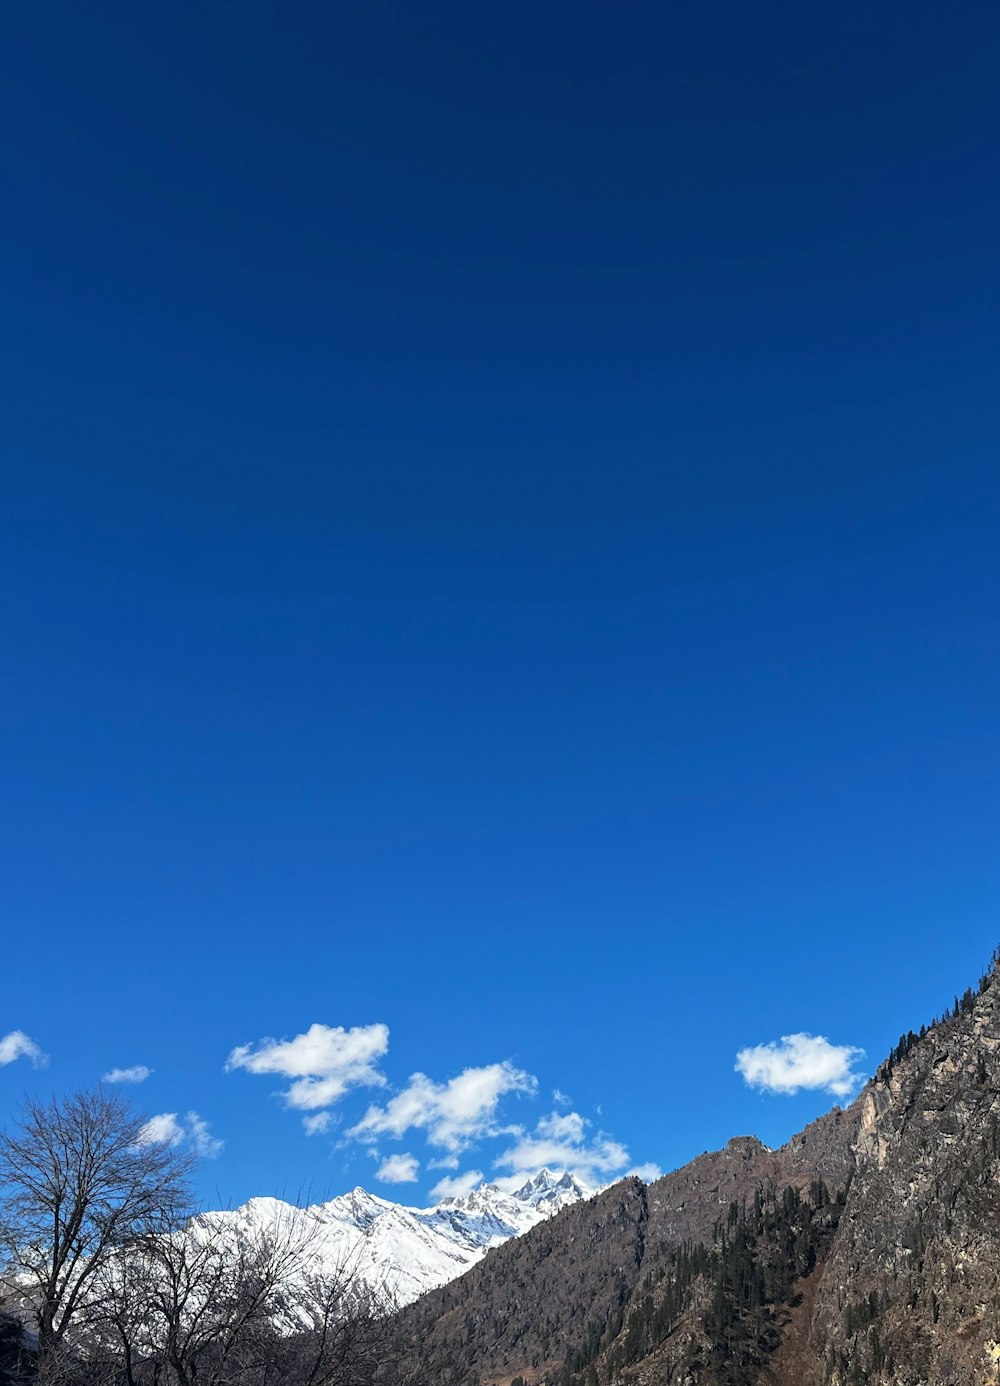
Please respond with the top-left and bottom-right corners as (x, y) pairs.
(207, 1168), (594, 1306)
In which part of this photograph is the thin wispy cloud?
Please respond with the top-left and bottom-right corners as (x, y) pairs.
(187, 1112), (224, 1158)
(302, 1112), (334, 1136)
(139, 1111), (224, 1158)
(226, 1022), (390, 1130)
(103, 1064), (152, 1084)
(735, 1032), (865, 1097)
(427, 1153), (460, 1170)
(0, 1030), (48, 1068)
(349, 1061), (537, 1154)
(429, 1169), (484, 1201)
(493, 1109), (638, 1189)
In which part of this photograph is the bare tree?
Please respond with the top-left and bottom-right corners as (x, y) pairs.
(90, 1202), (400, 1386)
(0, 1087), (193, 1377)
(1, 1091), (425, 1385)
(275, 1251), (400, 1386)
(102, 1207), (304, 1386)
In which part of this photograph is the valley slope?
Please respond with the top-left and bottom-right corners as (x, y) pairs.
(391, 950), (1000, 1386)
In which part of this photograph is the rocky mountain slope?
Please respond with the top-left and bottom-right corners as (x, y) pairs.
(809, 963), (1000, 1386)
(393, 1105), (858, 1383)
(202, 1168), (592, 1306)
(392, 949), (1000, 1386)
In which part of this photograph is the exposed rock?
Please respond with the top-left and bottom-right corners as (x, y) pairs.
(393, 950), (1000, 1386)
(394, 1094), (858, 1384)
(810, 962), (1000, 1386)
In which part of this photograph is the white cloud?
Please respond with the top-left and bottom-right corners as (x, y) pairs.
(226, 1023), (389, 1111)
(302, 1112), (333, 1136)
(427, 1153), (460, 1170)
(375, 1152), (420, 1184)
(552, 1088), (571, 1107)
(735, 1033), (865, 1097)
(0, 1030), (47, 1068)
(429, 1169), (484, 1201)
(103, 1065), (152, 1084)
(139, 1113), (185, 1146)
(493, 1109), (633, 1189)
(349, 1061), (536, 1154)
(537, 1110), (586, 1143)
(139, 1111), (223, 1158)
(627, 1162), (663, 1182)
(186, 1112), (224, 1158)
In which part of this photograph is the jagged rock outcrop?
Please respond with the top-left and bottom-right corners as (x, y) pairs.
(809, 961), (1000, 1386)
(644, 1105), (858, 1258)
(393, 950), (1000, 1386)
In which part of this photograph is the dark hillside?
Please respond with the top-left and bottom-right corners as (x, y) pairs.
(643, 1103), (858, 1263)
(394, 951), (1000, 1386)
(393, 1101), (859, 1384)
(395, 1178), (649, 1384)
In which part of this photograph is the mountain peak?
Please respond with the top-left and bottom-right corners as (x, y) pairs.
(216, 1168), (594, 1308)
(725, 1135), (770, 1156)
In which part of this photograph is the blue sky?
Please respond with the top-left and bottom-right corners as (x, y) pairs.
(2, 1), (999, 1208)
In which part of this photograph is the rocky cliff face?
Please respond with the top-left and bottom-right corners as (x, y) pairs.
(644, 1104), (858, 1257)
(809, 961), (1000, 1386)
(393, 951), (1000, 1386)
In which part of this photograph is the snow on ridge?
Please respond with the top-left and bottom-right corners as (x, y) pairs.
(211, 1168), (597, 1307)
